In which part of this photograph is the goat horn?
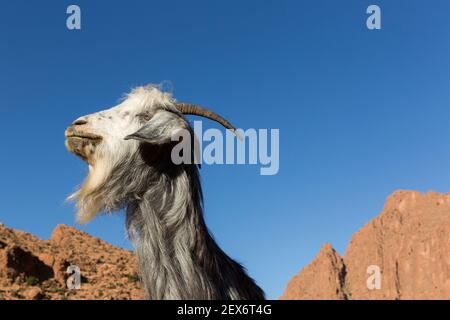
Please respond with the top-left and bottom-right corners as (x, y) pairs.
(175, 103), (238, 135)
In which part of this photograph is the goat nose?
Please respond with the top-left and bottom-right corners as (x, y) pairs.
(72, 119), (88, 126)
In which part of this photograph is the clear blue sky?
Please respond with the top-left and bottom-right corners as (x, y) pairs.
(1, 1), (450, 299)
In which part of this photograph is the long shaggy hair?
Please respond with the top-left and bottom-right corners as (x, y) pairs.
(65, 85), (265, 299)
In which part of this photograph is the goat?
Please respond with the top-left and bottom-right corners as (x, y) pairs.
(65, 85), (265, 300)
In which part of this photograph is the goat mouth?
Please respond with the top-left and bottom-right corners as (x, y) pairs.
(65, 132), (103, 141)
(65, 131), (102, 163)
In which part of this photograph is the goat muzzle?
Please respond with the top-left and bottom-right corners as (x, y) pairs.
(65, 126), (102, 162)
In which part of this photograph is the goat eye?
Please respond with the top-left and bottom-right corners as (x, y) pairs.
(137, 113), (152, 121)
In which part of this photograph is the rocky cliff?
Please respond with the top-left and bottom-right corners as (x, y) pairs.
(0, 223), (143, 300)
(281, 190), (450, 300)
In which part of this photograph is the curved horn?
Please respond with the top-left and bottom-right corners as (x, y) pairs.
(175, 103), (238, 133)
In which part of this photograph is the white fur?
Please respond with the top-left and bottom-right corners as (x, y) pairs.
(69, 85), (178, 222)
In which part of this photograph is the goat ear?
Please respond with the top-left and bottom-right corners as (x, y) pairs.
(124, 111), (188, 145)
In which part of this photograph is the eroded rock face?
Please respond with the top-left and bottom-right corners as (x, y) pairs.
(280, 244), (347, 300)
(0, 246), (54, 282)
(282, 190), (450, 300)
(0, 223), (143, 300)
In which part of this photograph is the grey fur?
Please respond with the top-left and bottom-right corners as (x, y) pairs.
(83, 140), (265, 300)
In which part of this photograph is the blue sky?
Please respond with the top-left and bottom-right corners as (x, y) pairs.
(1, 1), (450, 299)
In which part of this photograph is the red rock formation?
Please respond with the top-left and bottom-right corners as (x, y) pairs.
(281, 190), (450, 300)
(0, 223), (143, 300)
(281, 244), (347, 300)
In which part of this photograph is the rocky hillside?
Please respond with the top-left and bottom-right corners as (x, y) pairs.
(2, 190), (450, 300)
(281, 190), (450, 300)
(0, 224), (143, 300)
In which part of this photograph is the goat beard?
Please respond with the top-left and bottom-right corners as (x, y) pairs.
(67, 143), (146, 224)
(68, 157), (115, 224)
(67, 137), (139, 223)
(67, 141), (173, 224)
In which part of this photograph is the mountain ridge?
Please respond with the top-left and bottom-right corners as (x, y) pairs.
(281, 190), (450, 300)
